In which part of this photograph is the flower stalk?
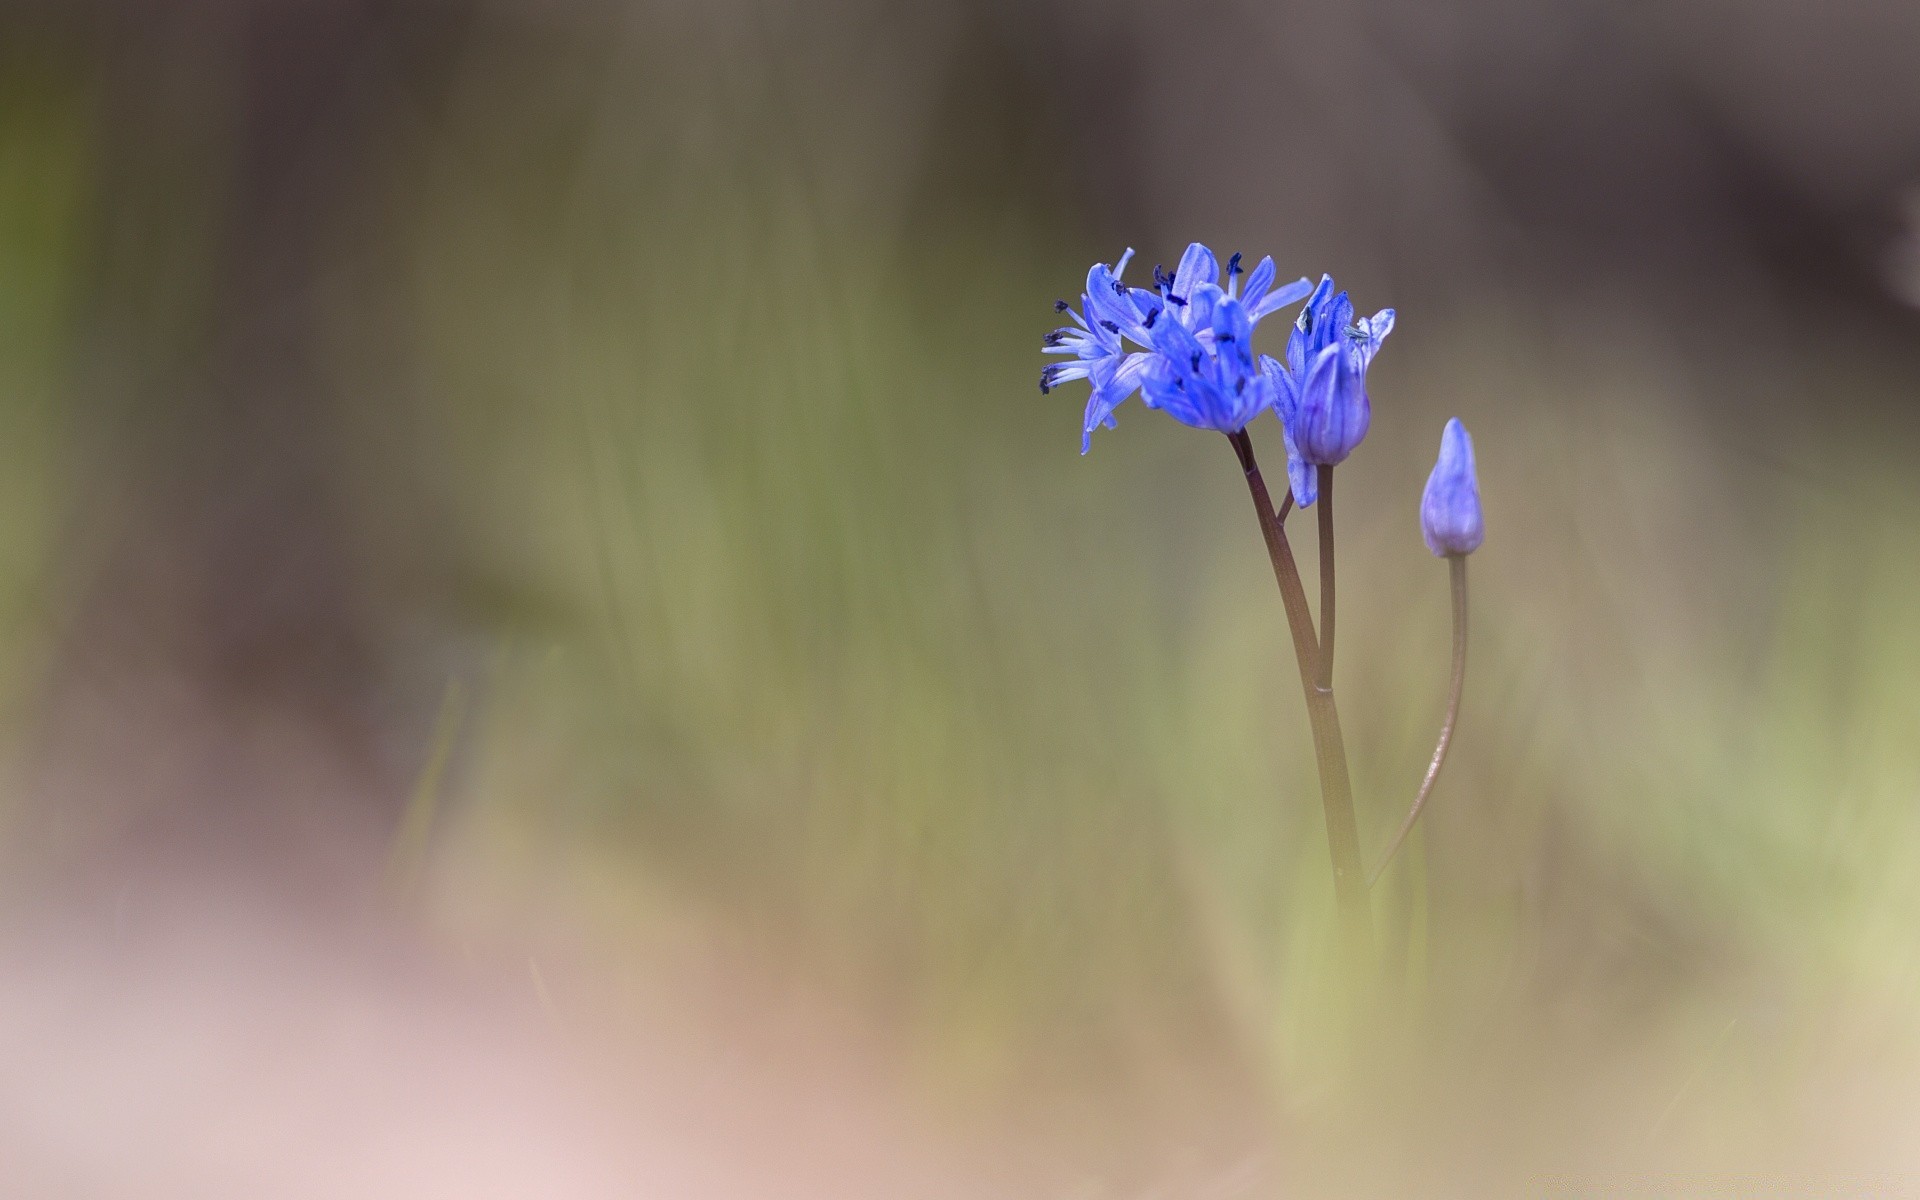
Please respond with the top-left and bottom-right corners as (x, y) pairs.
(1229, 431), (1372, 957)
(1370, 553), (1468, 886)
(1317, 463), (1337, 689)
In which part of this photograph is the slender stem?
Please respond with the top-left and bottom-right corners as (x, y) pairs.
(1227, 432), (1372, 953)
(1317, 464), (1336, 689)
(1369, 554), (1468, 887)
(1276, 490), (1294, 525)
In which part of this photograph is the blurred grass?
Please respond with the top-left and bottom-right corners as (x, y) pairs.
(0, 44), (89, 718)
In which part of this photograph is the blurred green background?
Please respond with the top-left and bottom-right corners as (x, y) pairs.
(2, 2), (1920, 1194)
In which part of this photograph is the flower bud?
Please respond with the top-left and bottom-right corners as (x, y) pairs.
(1292, 342), (1370, 465)
(1420, 418), (1484, 556)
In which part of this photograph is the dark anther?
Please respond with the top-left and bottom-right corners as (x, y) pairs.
(1054, 299), (1071, 312)
(1144, 308), (1159, 329)
(1100, 320), (1120, 333)
(1217, 331), (1235, 342)
(1227, 252), (1243, 276)
(1190, 352), (1202, 371)
(1235, 378), (1247, 395)
(1153, 265), (1172, 291)
(1113, 280), (1128, 295)
(1167, 293), (1188, 308)
(1043, 332), (1065, 346)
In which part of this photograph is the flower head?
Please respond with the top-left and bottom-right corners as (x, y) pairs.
(1041, 243), (1312, 452)
(1420, 418), (1484, 556)
(1139, 284), (1276, 434)
(1271, 275), (1395, 472)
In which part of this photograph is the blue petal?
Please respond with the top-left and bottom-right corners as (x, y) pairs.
(1295, 275), (1335, 338)
(1249, 275), (1315, 323)
(1284, 423), (1318, 507)
(1076, 351), (1159, 452)
(1210, 295), (1256, 377)
(1170, 243), (1219, 302)
(1149, 306), (1207, 372)
(1261, 354), (1298, 425)
(1285, 324), (1308, 380)
(1237, 256), (1277, 312)
(1185, 282), (1224, 335)
(1229, 362), (1276, 432)
(1351, 307), (1395, 368)
(1085, 265), (1148, 343)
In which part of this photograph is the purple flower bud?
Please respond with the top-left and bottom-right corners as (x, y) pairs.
(1421, 419), (1484, 556)
(1292, 342), (1371, 465)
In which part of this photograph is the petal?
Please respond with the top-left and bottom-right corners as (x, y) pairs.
(1284, 423), (1318, 507)
(1237, 256), (1277, 313)
(1295, 275), (1335, 338)
(1231, 365), (1276, 431)
(1086, 265), (1150, 344)
(1322, 292), (1355, 353)
(1149, 308), (1207, 375)
(1185, 282), (1224, 335)
(1286, 324), (1308, 380)
(1352, 307), (1395, 368)
(1261, 354), (1298, 424)
(1210, 295), (1256, 376)
(1248, 275), (1315, 323)
(1170, 242), (1219, 300)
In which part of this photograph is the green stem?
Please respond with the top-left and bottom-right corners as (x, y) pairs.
(1370, 554), (1468, 886)
(1228, 432), (1372, 954)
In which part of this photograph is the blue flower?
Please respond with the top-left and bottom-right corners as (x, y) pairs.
(1041, 250), (1159, 453)
(1139, 284), (1276, 435)
(1271, 276), (1395, 472)
(1042, 243), (1312, 453)
(1420, 418), (1484, 556)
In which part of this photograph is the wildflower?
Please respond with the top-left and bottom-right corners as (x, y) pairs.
(1139, 284), (1276, 434)
(1042, 243), (1311, 452)
(1041, 251), (1159, 453)
(1271, 276), (1395, 470)
(1420, 418), (1484, 556)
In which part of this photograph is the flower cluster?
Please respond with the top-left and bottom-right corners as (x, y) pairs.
(1041, 243), (1392, 507)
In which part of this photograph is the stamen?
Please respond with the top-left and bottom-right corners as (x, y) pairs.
(1099, 320), (1120, 334)
(1227, 252), (1243, 276)
(1144, 308), (1158, 329)
(1054, 299), (1070, 312)
(1166, 294), (1187, 308)
(1190, 352), (1202, 372)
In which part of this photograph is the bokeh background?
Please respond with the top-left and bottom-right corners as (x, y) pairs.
(2, 1), (1919, 1195)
